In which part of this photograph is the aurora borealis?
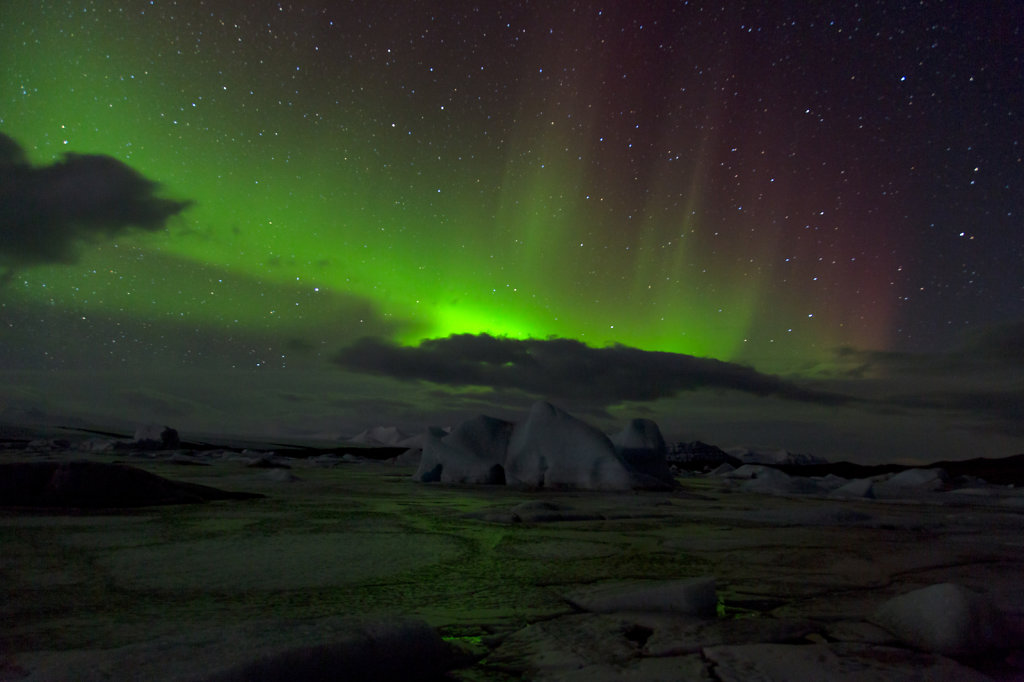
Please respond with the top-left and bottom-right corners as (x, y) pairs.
(1, 1), (1023, 462)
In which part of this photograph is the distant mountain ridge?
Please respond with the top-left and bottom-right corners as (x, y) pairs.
(667, 440), (1024, 485)
(667, 441), (740, 467)
(668, 441), (826, 468)
(726, 446), (829, 467)
(349, 426), (423, 448)
(772, 453), (1024, 487)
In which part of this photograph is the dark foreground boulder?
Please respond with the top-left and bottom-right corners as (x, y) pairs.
(11, 616), (459, 681)
(415, 417), (512, 484)
(611, 418), (676, 489)
(414, 402), (679, 491)
(871, 582), (1015, 656)
(0, 461), (263, 508)
(197, 618), (455, 682)
(129, 424), (182, 450)
(506, 402), (635, 491)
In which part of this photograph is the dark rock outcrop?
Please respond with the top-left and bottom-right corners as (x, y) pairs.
(611, 419), (676, 489)
(415, 402), (676, 491)
(0, 461), (262, 508)
(129, 424), (181, 450)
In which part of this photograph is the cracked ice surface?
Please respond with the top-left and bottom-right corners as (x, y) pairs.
(1, 446), (1022, 680)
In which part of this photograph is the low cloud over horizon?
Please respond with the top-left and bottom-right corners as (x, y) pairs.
(821, 321), (1024, 439)
(334, 333), (858, 407)
(3, 292), (1024, 464)
(329, 328), (1024, 449)
(2, 252), (1017, 465)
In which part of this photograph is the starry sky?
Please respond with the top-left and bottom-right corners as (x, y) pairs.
(1, 1), (1022, 463)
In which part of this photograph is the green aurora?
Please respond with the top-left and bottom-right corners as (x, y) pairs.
(2, 2), (1023, 464)
(0, 1), (925, 373)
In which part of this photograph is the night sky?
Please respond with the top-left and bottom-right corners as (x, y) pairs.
(1, 1), (1022, 463)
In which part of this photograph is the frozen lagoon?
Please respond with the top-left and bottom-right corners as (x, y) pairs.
(2, 448), (1023, 680)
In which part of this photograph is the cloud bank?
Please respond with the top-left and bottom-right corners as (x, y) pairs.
(334, 333), (854, 407)
(824, 322), (1024, 438)
(0, 132), (192, 273)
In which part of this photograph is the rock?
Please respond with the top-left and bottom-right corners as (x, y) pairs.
(168, 453), (210, 466)
(0, 461), (262, 508)
(349, 425), (416, 447)
(871, 582), (1011, 656)
(750, 506), (875, 528)
(389, 447), (421, 466)
(195, 618), (456, 682)
(409, 404), (675, 490)
(725, 464), (782, 480)
(415, 415), (511, 485)
(638, 614), (820, 657)
(412, 427), (447, 482)
(815, 473), (850, 492)
(829, 478), (876, 499)
(824, 620), (901, 646)
(505, 402), (633, 490)
(487, 613), (714, 681)
(549, 657), (712, 682)
(728, 447), (828, 467)
(611, 419), (676, 488)
(565, 577), (717, 617)
(703, 642), (992, 682)
(310, 454), (343, 467)
(81, 438), (117, 452)
(741, 473), (825, 496)
(486, 613), (657, 678)
(247, 457), (291, 469)
(12, 616), (457, 682)
(667, 441), (740, 468)
(131, 424), (180, 450)
(264, 469), (299, 483)
(708, 462), (736, 476)
(724, 465), (824, 495)
(874, 468), (948, 497)
(446, 414), (514, 464)
(27, 437), (71, 450)
(509, 500), (603, 523)
(888, 467), (948, 487)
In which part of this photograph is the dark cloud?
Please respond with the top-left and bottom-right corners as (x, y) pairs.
(885, 386), (1024, 437)
(831, 319), (1024, 377)
(334, 333), (854, 407)
(0, 132), (192, 273)
(956, 320), (1024, 365)
(822, 320), (1024, 438)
